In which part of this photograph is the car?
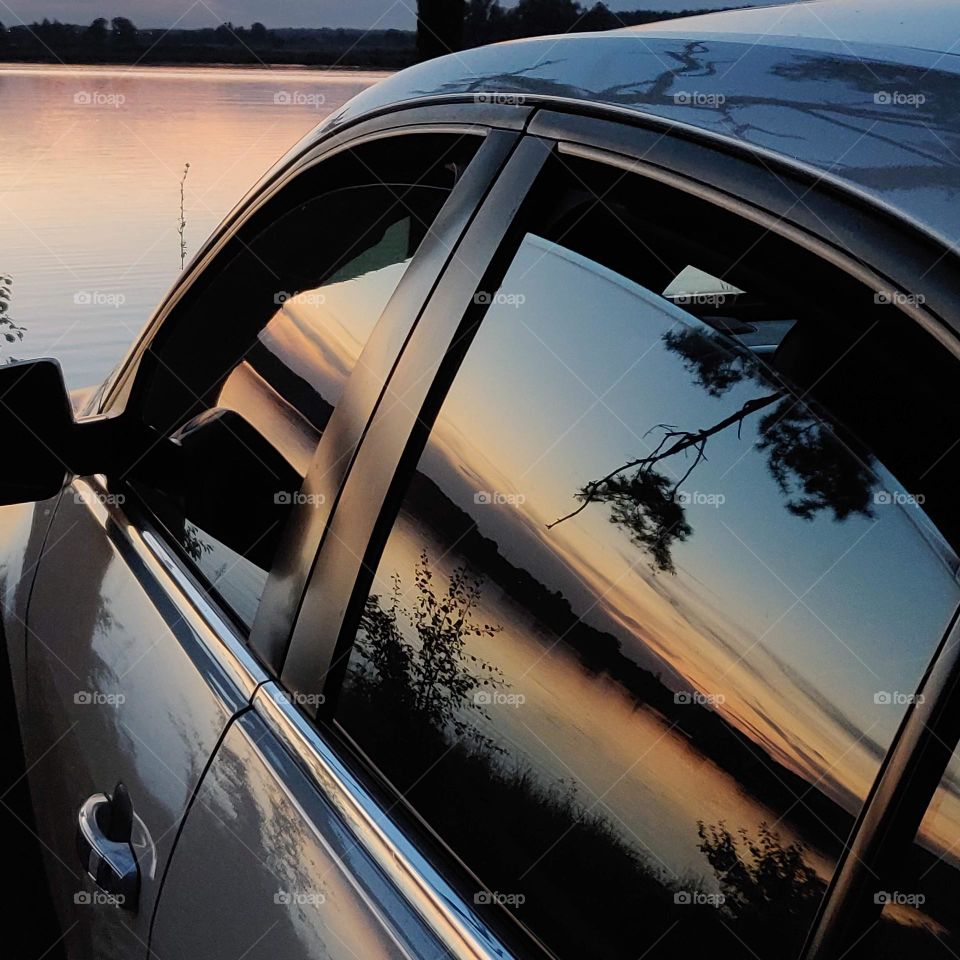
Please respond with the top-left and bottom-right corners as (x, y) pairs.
(2, 1), (960, 958)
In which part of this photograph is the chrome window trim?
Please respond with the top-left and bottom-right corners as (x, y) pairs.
(72, 476), (268, 704)
(254, 681), (514, 960)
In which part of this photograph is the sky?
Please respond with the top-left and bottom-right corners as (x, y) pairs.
(2, 1), (788, 32)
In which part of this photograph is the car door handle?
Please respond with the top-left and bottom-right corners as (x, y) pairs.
(76, 782), (139, 910)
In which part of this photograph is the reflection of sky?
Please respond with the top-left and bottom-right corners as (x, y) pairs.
(417, 235), (960, 823)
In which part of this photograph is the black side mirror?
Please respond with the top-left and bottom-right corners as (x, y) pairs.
(0, 359), (77, 505)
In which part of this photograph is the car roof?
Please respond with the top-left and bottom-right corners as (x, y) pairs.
(317, 0), (960, 255)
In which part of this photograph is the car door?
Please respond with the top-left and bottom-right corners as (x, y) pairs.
(15, 119), (506, 960)
(154, 120), (960, 960)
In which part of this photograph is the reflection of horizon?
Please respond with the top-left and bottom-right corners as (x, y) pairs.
(370, 513), (836, 889)
(409, 234), (960, 865)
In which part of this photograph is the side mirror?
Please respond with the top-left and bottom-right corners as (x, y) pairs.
(0, 358), (90, 506)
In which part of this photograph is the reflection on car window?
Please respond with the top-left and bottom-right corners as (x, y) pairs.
(869, 749), (960, 956)
(336, 231), (960, 960)
(132, 135), (480, 630)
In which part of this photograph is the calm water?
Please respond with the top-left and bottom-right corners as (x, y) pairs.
(0, 64), (388, 389)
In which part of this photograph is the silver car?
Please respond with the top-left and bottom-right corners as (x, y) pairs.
(3, 2), (960, 958)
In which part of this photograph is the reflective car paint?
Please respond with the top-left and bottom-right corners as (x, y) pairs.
(19, 478), (264, 958)
(316, 5), (960, 253)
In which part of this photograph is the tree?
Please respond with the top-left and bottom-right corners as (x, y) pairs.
(550, 327), (876, 573)
(110, 17), (137, 45)
(417, 0), (465, 61)
(85, 17), (108, 45)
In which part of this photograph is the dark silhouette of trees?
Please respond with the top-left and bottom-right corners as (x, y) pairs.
(698, 820), (826, 952)
(417, 0), (465, 61)
(0, 275), (24, 363)
(110, 16), (137, 46)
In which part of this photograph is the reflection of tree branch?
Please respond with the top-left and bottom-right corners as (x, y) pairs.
(548, 392), (781, 529)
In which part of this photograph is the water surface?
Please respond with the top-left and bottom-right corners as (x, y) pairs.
(0, 63), (387, 388)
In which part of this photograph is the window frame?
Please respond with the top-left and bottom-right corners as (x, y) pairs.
(276, 105), (960, 960)
(97, 110), (527, 675)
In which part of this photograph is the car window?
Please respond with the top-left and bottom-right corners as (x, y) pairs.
(129, 133), (481, 631)
(331, 159), (960, 959)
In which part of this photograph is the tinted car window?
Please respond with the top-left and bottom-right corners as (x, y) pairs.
(868, 748), (960, 956)
(333, 164), (960, 959)
(129, 134), (480, 629)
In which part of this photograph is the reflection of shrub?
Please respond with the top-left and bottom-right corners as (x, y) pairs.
(0, 275), (25, 362)
(354, 551), (505, 749)
(697, 820), (826, 948)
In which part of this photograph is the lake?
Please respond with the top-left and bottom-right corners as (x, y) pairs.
(0, 63), (388, 389)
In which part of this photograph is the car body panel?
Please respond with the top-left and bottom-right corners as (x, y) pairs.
(20, 478), (264, 958)
(150, 706), (449, 960)
(314, 3), (960, 254)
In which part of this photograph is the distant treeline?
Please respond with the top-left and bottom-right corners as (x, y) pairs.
(0, 4), (729, 67)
